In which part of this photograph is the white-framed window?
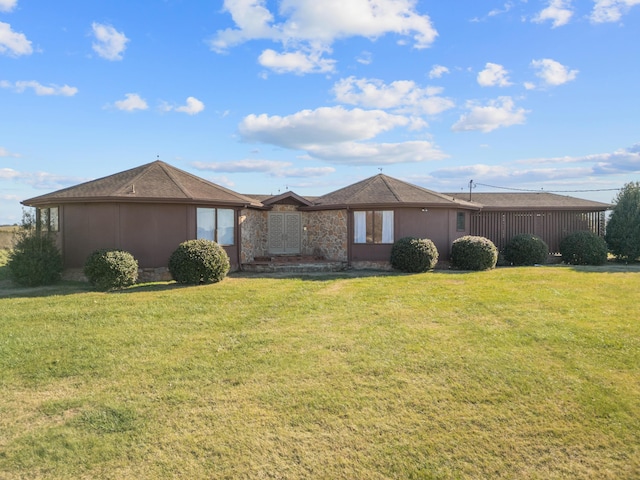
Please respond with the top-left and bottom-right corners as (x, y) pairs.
(353, 210), (394, 244)
(196, 208), (235, 246)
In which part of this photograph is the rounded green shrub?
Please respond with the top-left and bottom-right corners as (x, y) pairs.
(169, 239), (230, 285)
(503, 234), (549, 266)
(84, 249), (139, 290)
(450, 235), (498, 271)
(390, 237), (439, 273)
(560, 231), (608, 265)
(8, 232), (63, 286)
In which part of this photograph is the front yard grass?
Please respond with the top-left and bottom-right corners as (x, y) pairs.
(1, 266), (639, 479)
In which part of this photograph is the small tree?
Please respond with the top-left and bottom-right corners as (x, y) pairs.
(7, 209), (63, 286)
(560, 231), (608, 266)
(605, 182), (640, 262)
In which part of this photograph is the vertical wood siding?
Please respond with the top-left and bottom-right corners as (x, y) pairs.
(470, 210), (605, 253)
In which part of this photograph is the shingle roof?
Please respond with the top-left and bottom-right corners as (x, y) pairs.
(309, 174), (478, 209)
(447, 192), (611, 211)
(22, 160), (262, 207)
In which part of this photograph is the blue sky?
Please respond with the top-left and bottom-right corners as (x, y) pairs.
(1, 0), (639, 224)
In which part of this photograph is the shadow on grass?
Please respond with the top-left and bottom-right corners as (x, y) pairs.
(565, 261), (640, 274)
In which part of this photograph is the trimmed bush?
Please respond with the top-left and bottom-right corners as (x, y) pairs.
(390, 237), (439, 273)
(503, 234), (549, 266)
(84, 249), (139, 290)
(169, 239), (230, 285)
(560, 231), (608, 266)
(8, 231), (63, 287)
(450, 235), (498, 271)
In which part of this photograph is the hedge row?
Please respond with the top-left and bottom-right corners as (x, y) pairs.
(390, 230), (609, 272)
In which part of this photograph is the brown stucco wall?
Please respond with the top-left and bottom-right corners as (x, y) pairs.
(395, 208), (469, 258)
(60, 203), (239, 270)
(350, 208), (470, 265)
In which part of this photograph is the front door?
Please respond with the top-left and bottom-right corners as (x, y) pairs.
(268, 212), (301, 254)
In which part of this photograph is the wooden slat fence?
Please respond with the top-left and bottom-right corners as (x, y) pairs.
(470, 210), (605, 253)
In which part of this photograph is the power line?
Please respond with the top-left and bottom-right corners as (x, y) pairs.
(473, 182), (621, 193)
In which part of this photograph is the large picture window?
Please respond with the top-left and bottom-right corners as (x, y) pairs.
(354, 210), (394, 244)
(196, 208), (235, 245)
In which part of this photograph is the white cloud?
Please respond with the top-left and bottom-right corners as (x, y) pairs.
(114, 93), (148, 112)
(91, 22), (129, 61)
(0, 167), (20, 180)
(2, 80), (78, 96)
(356, 51), (372, 65)
(429, 144), (640, 189)
(0, 0), (17, 12)
(0, 168), (85, 189)
(305, 140), (448, 165)
(238, 105), (445, 165)
(429, 64), (449, 79)
(258, 48), (335, 74)
(477, 63), (512, 87)
(175, 96), (205, 115)
(452, 96), (528, 133)
(194, 159), (292, 173)
(239, 106), (411, 149)
(591, 0), (640, 23)
(518, 144), (640, 174)
(333, 77), (454, 115)
(533, 0), (573, 27)
(0, 21), (32, 56)
(192, 159), (335, 178)
(530, 58), (578, 87)
(0, 147), (21, 157)
(211, 0), (437, 73)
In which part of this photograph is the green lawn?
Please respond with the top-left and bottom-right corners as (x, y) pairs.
(1, 267), (639, 479)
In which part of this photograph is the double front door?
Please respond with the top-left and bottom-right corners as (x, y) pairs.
(268, 212), (301, 254)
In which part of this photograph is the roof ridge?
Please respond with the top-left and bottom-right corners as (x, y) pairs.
(155, 161), (192, 198)
(379, 174), (402, 202)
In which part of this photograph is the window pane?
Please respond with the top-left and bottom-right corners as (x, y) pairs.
(457, 212), (465, 231)
(197, 208), (215, 241)
(381, 210), (394, 243)
(217, 209), (235, 245)
(49, 207), (59, 232)
(354, 211), (366, 243)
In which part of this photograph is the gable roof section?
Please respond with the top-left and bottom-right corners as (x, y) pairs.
(23, 160), (262, 208)
(260, 191), (314, 207)
(309, 174), (479, 210)
(448, 192), (611, 211)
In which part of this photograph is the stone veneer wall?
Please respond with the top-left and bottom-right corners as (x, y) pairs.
(302, 209), (348, 261)
(240, 205), (348, 262)
(239, 208), (268, 263)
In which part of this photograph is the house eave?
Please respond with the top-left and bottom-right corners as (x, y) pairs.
(21, 196), (263, 208)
